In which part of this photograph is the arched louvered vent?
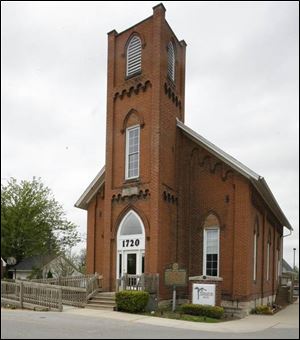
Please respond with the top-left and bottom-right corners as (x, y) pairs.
(126, 36), (142, 78)
(167, 41), (175, 81)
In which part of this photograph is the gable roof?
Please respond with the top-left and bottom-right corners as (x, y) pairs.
(9, 255), (57, 271)
(176, 119), (292, 231)
(75, 166), (105, 210)
(282, 258), (293, 272)
(74, 121), (292, 231)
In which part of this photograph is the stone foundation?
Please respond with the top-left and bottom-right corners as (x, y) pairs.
(221, 295), (277, 318)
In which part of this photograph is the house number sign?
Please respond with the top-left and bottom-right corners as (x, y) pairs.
(122, 239), (140, 248)
(119, 237), (144, 250)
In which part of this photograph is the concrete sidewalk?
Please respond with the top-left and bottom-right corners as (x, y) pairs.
(63, 299), (299, 334)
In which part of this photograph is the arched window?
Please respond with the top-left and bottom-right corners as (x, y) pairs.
(167, 41), (175, 81)
(125, 125), (140, 179)
(117, 210), (145, 279)
(203, 213), (220, 277)
(120, 211), (143, 236)
(126, 35), (142, 78)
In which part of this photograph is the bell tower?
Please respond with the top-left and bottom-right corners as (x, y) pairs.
(101, 3), (187, 292)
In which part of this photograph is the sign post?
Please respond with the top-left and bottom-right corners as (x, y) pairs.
(172, 285), (176, 312)
(164, 263), (187, 312)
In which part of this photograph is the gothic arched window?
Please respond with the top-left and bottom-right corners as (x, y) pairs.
(203, 213), (220, 277)
(126, 35), (142, 78)
(167, 41), (175, 81)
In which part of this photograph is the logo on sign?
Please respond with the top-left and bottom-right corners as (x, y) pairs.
(192, 283), (215, 306)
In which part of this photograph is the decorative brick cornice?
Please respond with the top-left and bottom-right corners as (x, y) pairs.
(112, 189), (150, 203)
(163, 190), (178, 204)
(191, 149), (234, 182)
(114, 80), (152, 101)
(164, 82), (182, 109)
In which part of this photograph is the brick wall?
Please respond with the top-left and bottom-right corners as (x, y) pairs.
(85, 4), (284, 302)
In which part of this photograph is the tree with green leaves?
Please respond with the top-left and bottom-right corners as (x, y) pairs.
(1, 177), (80, 262)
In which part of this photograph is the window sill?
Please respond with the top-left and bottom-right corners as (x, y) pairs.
(125, 71), (142, 81)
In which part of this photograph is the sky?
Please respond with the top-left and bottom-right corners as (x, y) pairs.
(1, 1), (299, 268)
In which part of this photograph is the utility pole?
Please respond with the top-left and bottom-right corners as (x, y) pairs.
(293, 248), (296, 271)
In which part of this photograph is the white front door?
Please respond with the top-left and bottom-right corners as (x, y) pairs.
(117, 250), (145, 279)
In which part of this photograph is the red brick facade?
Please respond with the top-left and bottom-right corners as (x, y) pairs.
(78, 4), (289, 307)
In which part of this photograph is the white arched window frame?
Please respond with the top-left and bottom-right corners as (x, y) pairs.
(167, 41), (175, 81)
(125, 125), (140, 180)
(126, 36), (142, 78)
(203, 226), (220, 277)
(116, 210), (145, 279)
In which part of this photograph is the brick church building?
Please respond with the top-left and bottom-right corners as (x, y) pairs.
(76, 4), (292, 312)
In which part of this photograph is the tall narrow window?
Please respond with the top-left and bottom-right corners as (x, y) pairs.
(126, 36), (142, 78)
(266, 241), (270, 281)
(253, 231), (257, 281)
(125, 125), (140, 179)
(167, 41), (175, 81)
(203, 228), (219, 276)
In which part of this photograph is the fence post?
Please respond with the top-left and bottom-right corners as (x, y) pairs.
(58, 287), (63, 312)
(20, 281), (24, 309)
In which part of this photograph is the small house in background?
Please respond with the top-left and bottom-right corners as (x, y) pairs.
(1, 258), (7, 278)
(282, 259), (294, 273)
(8, 254), (81, 280)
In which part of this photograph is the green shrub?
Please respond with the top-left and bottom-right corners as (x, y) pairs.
(253, 305), (273, 315)
(116, 291), (149, 313)
(180, 304), (224, 319)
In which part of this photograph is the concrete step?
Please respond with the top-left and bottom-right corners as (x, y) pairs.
(85, 291), (116, 310)
(87, 300), (116, 306)
(92, 295), (116, 301)
(85, 303), (115, 310)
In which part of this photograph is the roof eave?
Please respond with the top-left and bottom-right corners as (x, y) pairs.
(251, 178), (293, 231)
(75, 166), (105, 210)
(176, 119), (293, 231)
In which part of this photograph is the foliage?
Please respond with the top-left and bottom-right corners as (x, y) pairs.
(28, 266), (43, 280)
(180, 304), (224, 319)
(252, 305), (273, 315)
(47, 270), (53, 278)
(1, 177), (80, 262)
(74, 248), (86, 274)
(145, 309), (220, 323)
(116, 291), (149, 313)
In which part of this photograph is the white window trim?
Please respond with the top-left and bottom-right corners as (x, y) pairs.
(116, 210), (145, 280)
(253, 232), (257, 281)
(125, 125), (140, 180)
(126, 36), (142, 78)
(203, 227), (220, 277)
(167, 41), (175, 81)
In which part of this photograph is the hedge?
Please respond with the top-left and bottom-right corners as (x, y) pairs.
(116, 291), (149, 313)
(252, 305), (273, 315)
(180, 304), (224, 319)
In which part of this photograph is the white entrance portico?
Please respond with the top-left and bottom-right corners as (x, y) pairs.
(116, 210), (145, 280)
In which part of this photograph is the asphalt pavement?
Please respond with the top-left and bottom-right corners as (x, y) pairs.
(1, 299), (299, 339)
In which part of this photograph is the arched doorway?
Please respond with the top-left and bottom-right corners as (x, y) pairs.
(116, 210), (145, 279)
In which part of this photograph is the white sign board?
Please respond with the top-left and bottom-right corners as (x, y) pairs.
(192, 283), (216, 306)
